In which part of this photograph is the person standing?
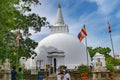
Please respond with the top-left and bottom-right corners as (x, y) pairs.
(63, 70), (71, 80)
(57, 73), (61, 80)
(17, 67), (23, 80)
(11, 66), (17, 80)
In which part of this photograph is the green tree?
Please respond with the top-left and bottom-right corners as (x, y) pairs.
(0, 0), (49, 39)
(87, 47), (111, 57)
(0, 0), (49, 66)
(87, 47), (95, 58)
(0, 31), (38, 65)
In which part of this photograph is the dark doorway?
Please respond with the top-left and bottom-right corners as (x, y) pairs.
(54, 58), (56, 73)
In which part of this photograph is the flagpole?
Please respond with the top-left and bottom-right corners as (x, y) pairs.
(85, 36), (89, 66)
(84, 24), (88, 66)
(108, 22), (115, 57)
(78, 24), (88, 65)
(109, 32), (115, 57)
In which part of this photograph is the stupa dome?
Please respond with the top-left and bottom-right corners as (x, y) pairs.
(35, 33), (91, 69)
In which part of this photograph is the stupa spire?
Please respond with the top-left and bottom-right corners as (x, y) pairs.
(58, 3), (61, 8)
(55, 4), (64, 26)
(50, 4), (69, 34)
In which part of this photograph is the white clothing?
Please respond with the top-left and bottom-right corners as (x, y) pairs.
(57, 74), (61, 80)
(63, 73), (71, 80)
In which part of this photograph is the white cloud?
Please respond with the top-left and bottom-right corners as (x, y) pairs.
(31, 0), (57, 25)
(88, 0), (119, 15)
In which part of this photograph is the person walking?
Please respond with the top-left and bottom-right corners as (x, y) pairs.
(11, 66), (17, 80)
(17, 67), (23, 80)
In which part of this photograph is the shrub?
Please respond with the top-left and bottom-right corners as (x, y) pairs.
(106, 64), (114, 72)
(77, 65), (89, 73)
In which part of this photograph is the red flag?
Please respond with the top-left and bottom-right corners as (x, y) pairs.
(78, 25), (87, 42)
(16, 29), (20, 46)
(108, 22), (111, 33)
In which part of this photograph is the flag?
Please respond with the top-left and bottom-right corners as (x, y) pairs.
(78, 25), (87, 42)
(81, 25), (87, 36)
(108, 22), (111, 33)
(16, 29), (20, 46)
(78, 32), (85, 42)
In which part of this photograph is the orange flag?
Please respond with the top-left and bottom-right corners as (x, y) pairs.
(78, 25), (87, 42)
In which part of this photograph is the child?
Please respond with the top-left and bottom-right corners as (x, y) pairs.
(17, 67), (23, 80)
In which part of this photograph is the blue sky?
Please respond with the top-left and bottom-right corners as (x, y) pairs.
(30, 0), (120, 55)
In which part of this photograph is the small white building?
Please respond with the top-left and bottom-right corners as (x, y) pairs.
(92, 53), (106, 67)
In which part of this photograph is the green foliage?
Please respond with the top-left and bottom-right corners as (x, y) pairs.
(0, 0), (48, 38)
(115, 59), (120, 65)
(0, 0), (16, 31)
(87, 47), (95, 57)
(0, 0), (49, 67)
(87, 46), (111, 57)
(113, 59), (120, 65)
(0, 31), (38, 65)
(106, 56), (120, 66)
(18, 37), (38, 58)
(106, 64), (114, 72)
(77, 65), (89, 73)
(14, 12), (49, 36)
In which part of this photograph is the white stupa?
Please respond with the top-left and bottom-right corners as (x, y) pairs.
(34, 4), (91, 71)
